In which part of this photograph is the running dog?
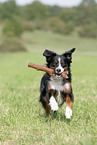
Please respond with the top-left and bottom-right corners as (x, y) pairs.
(40, 48), (75, 119)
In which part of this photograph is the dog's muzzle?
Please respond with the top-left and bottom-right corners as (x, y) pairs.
(55, 68), (64, 78)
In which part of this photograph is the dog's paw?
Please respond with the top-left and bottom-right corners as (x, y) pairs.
(49, 96), (59, 111)
(65, 106), (72, 119)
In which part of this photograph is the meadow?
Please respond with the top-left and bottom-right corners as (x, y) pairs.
(0, 30), (97, 144)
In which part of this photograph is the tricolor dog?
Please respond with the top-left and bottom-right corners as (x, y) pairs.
(40, 48), (75, 119)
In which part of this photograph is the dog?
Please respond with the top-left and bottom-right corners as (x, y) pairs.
(39, 48), (75, 119)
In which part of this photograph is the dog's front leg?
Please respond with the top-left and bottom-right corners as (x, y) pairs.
(48, 89), (59, 112)
(65, 96), (73, 119)
(64, 83), (73, 119)
(49, 96), (59, 111)
(41, 97), (50, 116)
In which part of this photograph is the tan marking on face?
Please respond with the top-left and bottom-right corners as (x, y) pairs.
(52, 67), (55, 69)
(64, 66), (68, 70)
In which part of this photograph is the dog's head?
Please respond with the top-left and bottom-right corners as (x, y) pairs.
(43, 48), (75, 78)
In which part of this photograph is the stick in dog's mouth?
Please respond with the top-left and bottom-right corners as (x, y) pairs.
(28, 63), (68, 79)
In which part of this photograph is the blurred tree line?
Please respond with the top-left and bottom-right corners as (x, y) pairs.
(0, 0), (97, 37)
(0, 0), (97, 52)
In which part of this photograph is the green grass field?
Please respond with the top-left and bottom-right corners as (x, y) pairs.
(0, 31), (97, 144)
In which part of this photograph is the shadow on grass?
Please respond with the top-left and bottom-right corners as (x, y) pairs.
(52, 112), (72, 124)
(39, 111), (72, 125)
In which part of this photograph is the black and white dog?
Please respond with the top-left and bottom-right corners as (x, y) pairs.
(40, 48), (75, 119)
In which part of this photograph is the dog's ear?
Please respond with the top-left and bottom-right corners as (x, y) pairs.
(43, 49), (57, 63)
(43, 50), (56, 57)
(62, 48), (76, 63)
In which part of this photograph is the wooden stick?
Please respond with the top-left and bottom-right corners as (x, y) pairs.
(61, 71), (68, 78)
(28, 63), (68, 79)
(28, 63), (54, 75)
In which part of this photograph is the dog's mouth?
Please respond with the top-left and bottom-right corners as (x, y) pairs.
(55, 73), (62, 79)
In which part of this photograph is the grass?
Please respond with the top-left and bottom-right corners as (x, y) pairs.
(22, 30), (97, 52)
(0, 30), (97, 144)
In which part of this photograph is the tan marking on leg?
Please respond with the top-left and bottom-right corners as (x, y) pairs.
(66, 96), (73, 110)
(46, 103), (50, 116)
(65, 83), (71, 93)
(44, 97), (50, 116)
(48, 82), (52, 90)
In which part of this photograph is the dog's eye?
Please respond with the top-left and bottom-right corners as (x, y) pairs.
(55, 61), (58, 64)
(61, 61), (63, 64)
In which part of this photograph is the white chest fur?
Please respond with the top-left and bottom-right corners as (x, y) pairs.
(49, 75), (64, 91)
(49, 75), (64, 105)
(49, 75), (70, 105)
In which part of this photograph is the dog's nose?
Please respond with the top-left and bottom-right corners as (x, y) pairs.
(56, 68), (61, 73)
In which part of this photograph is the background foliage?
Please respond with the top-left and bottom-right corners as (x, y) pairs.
(0, 0), (97, 38)
(3, 18), (24, 37)
(0, 0), (97, 52)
